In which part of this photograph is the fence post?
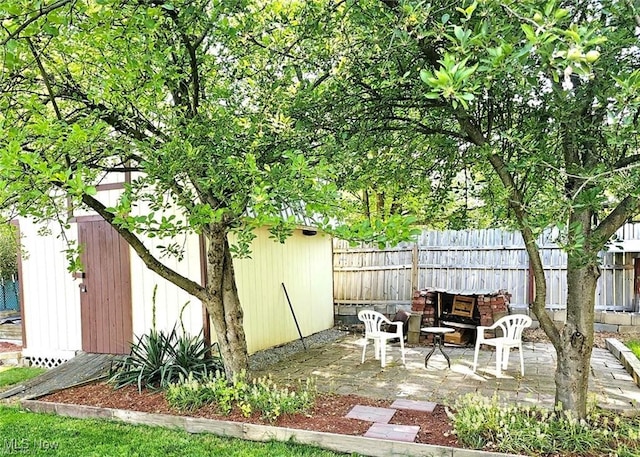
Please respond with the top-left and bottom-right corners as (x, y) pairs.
(411, 243), (419, 293)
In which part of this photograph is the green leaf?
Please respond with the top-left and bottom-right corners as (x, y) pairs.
(521, 24), (536, 42)
(419, 69), (432, 84)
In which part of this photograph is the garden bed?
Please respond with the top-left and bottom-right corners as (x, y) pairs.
(39, 382), (460, 448)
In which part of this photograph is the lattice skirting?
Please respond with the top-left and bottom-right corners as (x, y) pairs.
(22, 351), (76, 368)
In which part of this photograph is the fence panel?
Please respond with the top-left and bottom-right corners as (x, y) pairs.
(0, 278), (19, 311)
(333, 225), (640, 311)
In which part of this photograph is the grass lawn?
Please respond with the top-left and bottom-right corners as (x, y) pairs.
(0, 406), (353, 457)
(627, 340), (640, 360)
(0, 366), (46, 389)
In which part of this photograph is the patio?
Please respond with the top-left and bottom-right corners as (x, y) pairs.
(252, 331), (640, 412)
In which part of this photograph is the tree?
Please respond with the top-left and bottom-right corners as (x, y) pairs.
(0, 224), (18, 280)
(0, 0), (339, 377)
(298, 0), (640, 417)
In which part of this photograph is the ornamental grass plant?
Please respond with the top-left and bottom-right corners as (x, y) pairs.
(452, 393), (640, 456)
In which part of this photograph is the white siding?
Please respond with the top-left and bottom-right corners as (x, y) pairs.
(129, 232), (204, 339)
(19, 218), (82, 357)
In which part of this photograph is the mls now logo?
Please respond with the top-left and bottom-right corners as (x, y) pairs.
(4, 438), (59, 453)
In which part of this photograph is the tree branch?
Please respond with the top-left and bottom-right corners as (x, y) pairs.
(456, 114), (561, 344)
(593, 196), (640, 243)
(613, 154), (640, 170)
(80, 192), (208, 301)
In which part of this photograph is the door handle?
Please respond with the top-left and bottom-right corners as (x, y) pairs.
(79, 284), (87, 293)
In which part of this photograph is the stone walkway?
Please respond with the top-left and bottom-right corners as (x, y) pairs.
(344, 400), (438, 442)
(253, 333), (640, 411)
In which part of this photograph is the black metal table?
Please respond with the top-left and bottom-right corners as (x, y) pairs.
(421, 327), (454, 368)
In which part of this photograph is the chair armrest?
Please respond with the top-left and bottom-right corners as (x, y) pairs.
(382, 320), (403, 335)
(476, 325), (490, 340)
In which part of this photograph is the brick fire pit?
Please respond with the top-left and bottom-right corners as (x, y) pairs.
(410, 288), (511, 345)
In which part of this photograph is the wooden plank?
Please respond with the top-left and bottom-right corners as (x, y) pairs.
(114, 409), (187, 428)
(21, 400), (502, 457)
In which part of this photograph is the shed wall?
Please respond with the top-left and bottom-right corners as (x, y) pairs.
(232, 227), (334, 353)
(20, 219), (334, 360)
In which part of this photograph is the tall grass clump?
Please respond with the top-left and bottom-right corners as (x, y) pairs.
(452, 394), (640, 456)
(109, 293), (224, 391)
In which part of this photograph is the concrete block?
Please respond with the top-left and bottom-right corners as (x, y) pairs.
(594, 323), (619, 333)
(628, 359), (640, 387)
(407, 331), (420, 345)
(373, 304), (387, 314)
(602, 312), (632, 326)
(605, 338), (626, 359)
(551, 310), (567, 323)
(594, 311), (603, 322)
(508, 305), (530, 316)
(619, 325), (640, 334)
(631, 313), (640, 326)
(338, 305), (357, 316)
(408, 314), (422, 333)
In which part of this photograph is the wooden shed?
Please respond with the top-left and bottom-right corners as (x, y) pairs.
(16, 205), (334, 368)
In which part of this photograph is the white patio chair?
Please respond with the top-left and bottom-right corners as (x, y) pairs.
(357, 310), (406, 368)
(473, 314), (532, 377)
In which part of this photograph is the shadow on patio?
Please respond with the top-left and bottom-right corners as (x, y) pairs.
(251, 330), (640, 412)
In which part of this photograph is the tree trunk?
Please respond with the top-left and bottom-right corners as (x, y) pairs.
(204, 225), (249, 378)
(552, 256), (599, 416)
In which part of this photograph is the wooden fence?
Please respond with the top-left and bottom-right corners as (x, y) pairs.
(333, 224), (640, 312)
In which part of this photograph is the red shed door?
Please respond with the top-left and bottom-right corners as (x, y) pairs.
(78, 218), (132, 354)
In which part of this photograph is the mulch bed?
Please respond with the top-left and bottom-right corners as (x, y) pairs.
(0, 342), (20, 353)
(40, 382), (460, 447)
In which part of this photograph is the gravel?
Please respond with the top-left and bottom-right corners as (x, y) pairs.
(249, 327), (349, 371)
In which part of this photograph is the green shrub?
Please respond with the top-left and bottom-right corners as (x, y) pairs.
(109, 327), (223, 391)
(166, 371), (316, 422)
(452, 393), (640, 456)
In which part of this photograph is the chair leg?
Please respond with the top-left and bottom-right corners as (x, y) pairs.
(473, 342), (480, 372)
(502, 347), (510, 370)
(361, 339), (367, 364)
(519, 345), (525, 376)
(495, 345), (502, 377)
(374, 339), (380, 360)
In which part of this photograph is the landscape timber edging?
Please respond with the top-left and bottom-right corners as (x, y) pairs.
(20, 399), (523, 457)
(606, 338), (640, 388)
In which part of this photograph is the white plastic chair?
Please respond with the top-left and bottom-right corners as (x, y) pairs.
(357, 310), (406, 368)
(473, 314), (532, 377)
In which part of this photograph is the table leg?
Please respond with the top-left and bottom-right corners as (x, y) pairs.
(424, 339), (437, 367)
(424, 334), (451, 368)
(438, 336), (451, 368)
